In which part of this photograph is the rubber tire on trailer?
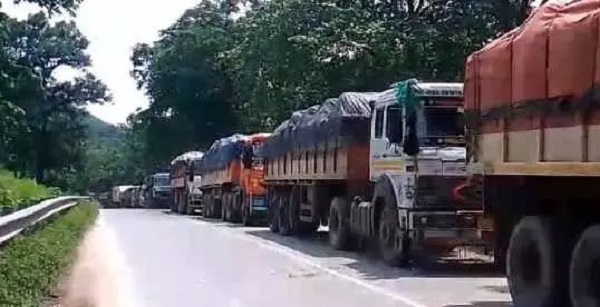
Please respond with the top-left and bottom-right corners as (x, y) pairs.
(232, 190), (243, 223)
(268, 194), (279, 233)
(378, 204), (410, 267)
(288, 186), (302, 233)
(278, 192), (292, 236)
(222, 193), (230, 222)
(242, 196), (251, 226)
(507, 216), (569, 307)
(570, 224), (600, 307)
(205, 195), (213, 218)
(329, 197), (353, 250)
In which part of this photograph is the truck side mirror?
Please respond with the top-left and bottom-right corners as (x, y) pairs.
(403, 112), (420, 156)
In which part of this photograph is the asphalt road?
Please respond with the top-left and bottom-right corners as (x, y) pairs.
(99, 209), (512, 307)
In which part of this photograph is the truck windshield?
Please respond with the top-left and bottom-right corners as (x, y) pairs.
(417, 102), (464, 146)
(154, 175), (170, 187)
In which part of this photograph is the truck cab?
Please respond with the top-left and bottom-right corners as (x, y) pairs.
(145, 172), (172, 208)
(349, 80), (486, 265)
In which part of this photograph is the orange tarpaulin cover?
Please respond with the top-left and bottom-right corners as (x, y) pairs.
(512, 3), (561, 104)
(477, 30), (515, 111)
(465, 0), (600, 112)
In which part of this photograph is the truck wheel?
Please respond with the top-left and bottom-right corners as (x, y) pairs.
(278, 194), (292, 236)
(288, 186), (302, 233)
(570, 224), (600, 307)
(378, 205), (410, 267)
(205, 195), (213, 218)
(221, 193), (230, 221)
(507, 216), (569, 307)
(268, 195), (279, 233)
(242, 195), (252, 226)
(232, 190), (243, 223)
(329, 197), (352, 250)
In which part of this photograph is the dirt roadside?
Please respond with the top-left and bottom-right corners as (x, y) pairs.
(46, 215), (138, 307)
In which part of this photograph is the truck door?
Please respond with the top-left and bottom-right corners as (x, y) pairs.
(370, 104), (406, 179)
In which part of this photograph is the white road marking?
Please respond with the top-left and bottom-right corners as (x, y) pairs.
(195, 220), (429, 307)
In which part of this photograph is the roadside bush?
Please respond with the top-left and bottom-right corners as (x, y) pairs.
(0, 201), (99, 306)
(0, 170), (57, 215)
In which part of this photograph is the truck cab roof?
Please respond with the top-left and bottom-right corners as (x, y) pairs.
(374, 81), (464, 109)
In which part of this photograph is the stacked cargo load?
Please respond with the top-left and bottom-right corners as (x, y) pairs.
(263, 92), (378, 182)
(170, 151), (204, 214)
(200, 133), (271, 225)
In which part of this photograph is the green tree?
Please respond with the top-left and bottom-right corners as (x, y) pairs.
(130, 0), (546, 168)
(4, 12), (110, 183)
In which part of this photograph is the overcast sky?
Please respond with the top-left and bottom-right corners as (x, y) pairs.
(4, 0), (200, 125)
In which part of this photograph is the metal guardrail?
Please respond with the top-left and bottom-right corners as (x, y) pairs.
(0, 196), (89, 246)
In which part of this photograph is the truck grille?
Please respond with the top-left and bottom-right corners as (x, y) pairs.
(415, 176), (479, 210)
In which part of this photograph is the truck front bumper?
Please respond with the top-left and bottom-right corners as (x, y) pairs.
(409, 210), (491, 249)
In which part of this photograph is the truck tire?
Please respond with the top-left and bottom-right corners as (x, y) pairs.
(378, 204), (410, 267)
(222, 193), (230, 222)
(329, 197), (353, 250)
(507, 216), (569, 307)
(278, 193), (292, 236)
(569, 224), (600, 307)
(232, 190), (243, 223)
(205, 195), (213, 218)
(268, 194), (279, 233)
(242, 201), (251, 226)
(288, 186), (302, 233)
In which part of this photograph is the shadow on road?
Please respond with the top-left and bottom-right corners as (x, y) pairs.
(246, 228), (504, 281)
(442, 301), (512, 307)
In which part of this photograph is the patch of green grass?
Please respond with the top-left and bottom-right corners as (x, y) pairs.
(0, 170), (60, 215)
(0, 201), (98, 307)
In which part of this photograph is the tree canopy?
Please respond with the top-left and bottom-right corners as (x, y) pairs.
(0, 1), (111, 191)
(130, 0), (547, 169)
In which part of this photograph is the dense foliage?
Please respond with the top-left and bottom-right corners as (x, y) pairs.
(0, 200), (98, 306)
(0, 0), (110, 191)
(130, 0), (549, 169)
(0, 169), (59, 214)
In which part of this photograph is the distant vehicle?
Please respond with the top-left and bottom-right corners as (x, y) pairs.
(144, 173), (172, 208)
(200, 133), (270, 225)
(132, 186), (145, 208)
(170, 151), (204, 215)
(111, 185), (135, 208)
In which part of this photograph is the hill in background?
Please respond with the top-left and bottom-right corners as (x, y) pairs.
(82, 114), (124, 144)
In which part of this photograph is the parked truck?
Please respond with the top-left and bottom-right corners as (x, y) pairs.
(200, 133), (270, 225)
(144, 172), (172, 209)
(262, 80), (487, 266)
(464, 2), (600, 306)
(111, 185), (135, 208)
(170, 151), (204, 215)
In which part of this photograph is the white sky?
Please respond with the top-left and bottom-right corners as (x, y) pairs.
(3, 0), (200, 125)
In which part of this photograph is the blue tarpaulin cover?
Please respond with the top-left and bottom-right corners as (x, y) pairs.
(199, 134), (249, 172)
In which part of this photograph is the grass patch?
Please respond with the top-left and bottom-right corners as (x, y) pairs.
(0, 200), (98, 307)
(0, 170), (61, 215)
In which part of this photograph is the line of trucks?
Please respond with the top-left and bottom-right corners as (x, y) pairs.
(106, 173), (172, 208)
(148, 2), (600, 306)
